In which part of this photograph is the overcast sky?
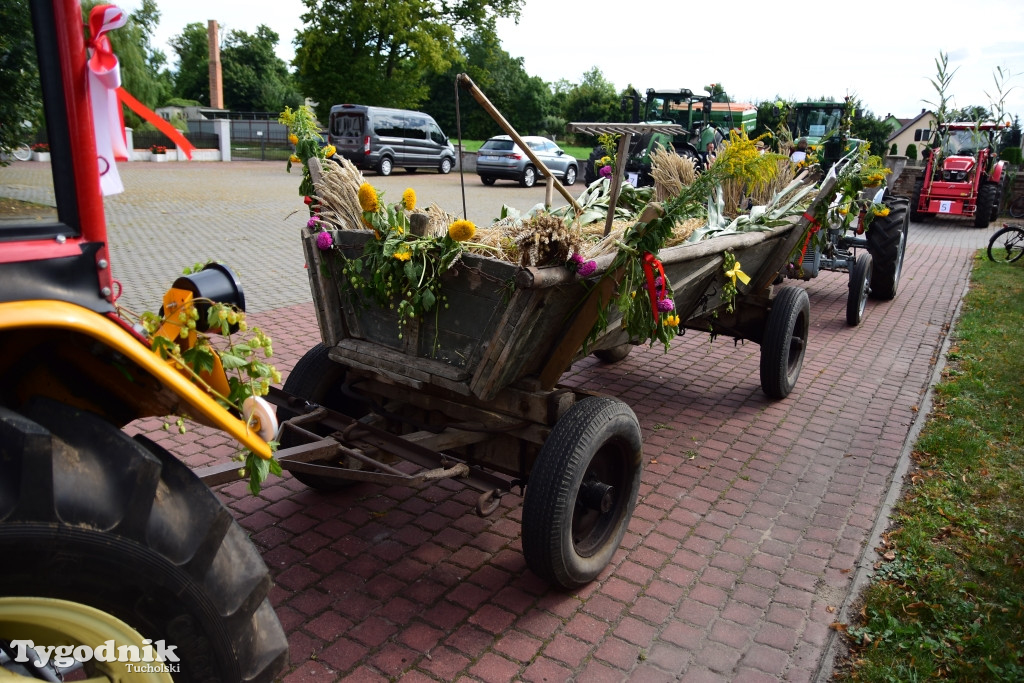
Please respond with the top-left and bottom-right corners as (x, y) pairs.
(141, 0), (1024, 121)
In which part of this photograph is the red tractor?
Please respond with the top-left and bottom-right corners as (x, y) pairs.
(911, 121), (1009, 228)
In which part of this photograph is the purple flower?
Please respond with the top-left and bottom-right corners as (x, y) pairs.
(570, 252), (583, 265)
(657, 297), (675, 312)
(316, 230), (334, 250)
(578, 260), (597, 277)
(307, 216), (320, 229)
(599, 165), (613, 178)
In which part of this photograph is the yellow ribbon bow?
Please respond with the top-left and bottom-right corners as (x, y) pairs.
(725, 261), (750, 286)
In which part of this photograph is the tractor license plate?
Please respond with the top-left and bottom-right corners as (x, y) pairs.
(939, 201), (953, 213)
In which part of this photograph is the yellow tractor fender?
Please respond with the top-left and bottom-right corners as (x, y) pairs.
(0, 299), (272, 460)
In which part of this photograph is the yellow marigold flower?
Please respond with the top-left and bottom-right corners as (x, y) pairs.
(324, 144), (337, 158)
(665, 314), (680, 327)
(402, 188), (417, 211)
(358, 183), (380, 213)
(838, 207), (848, 216)
(289, 154), (301, 164)
(600, 156), (611, 165)
(288, 134), (298, 145)
(394, 247), (412, 261)
(448, 219), (476, 242)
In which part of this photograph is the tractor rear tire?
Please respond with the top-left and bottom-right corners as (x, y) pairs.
(975, 183), (997, 228)
(0, 400), (287, 683)
(866, 194), (910, 300)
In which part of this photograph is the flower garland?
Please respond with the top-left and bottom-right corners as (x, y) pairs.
(313, 183), (498, 344)
(586, 131), (787, 352)
(119, 263), (283, 494)
(279, 105), (337, 198)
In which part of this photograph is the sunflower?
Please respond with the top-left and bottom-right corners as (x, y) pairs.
(324, 144), (337, 158)
(402, 188), (417, 211)
(358, 183), (380, 213)
(448, 219), (476, 242)
(393, 247), (412, 261)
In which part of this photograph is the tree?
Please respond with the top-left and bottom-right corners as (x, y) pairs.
(423, 30), (551, 140)
(906, 143), (918, 161)
(559, 67), (621, 125)
(0, 0), (42, 161)
(850, 107), (895, 157)
(293, 0), (524, 122)
(221, 26), (301, 112)
(169, 22), (210, 104)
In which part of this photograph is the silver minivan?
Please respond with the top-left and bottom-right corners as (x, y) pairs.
(327, 104), (457, 176)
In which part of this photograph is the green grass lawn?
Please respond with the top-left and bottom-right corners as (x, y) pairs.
(835, 253), (1024, 681)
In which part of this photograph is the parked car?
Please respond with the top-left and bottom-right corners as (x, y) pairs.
(327, 104), (456, 176)
(476, 135), (578, 188)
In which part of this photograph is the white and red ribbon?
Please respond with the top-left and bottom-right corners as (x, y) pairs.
(87, 4), (128, 195)
(86, 5), (197, 196)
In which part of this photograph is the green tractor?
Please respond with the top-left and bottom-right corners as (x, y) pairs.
(582, 85), (757, 186)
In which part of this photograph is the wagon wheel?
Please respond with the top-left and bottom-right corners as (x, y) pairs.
(846, 253), (873, 327)
(0, 400), (287, 683)
(521, 397), (643, 589)
(281, 343), (367, 491)
(759, 286), (810, 400)
(592, 343), (632, 364)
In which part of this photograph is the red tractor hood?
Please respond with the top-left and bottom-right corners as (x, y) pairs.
(942, 156), (976, 173)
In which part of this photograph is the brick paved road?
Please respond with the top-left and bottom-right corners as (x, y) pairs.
(1, 161), (996, 681)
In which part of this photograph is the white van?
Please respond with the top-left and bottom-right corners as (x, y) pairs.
(328, 104), (457, 176)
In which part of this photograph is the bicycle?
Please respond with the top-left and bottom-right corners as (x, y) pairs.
(987, 223), (1024, 263)
(0, 142), (32, 162)
(1009, 194), (1024, 219)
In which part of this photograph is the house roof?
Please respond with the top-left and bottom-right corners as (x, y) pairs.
(888, 110), (934, 142)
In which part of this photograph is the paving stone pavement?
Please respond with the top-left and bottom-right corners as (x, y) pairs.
(1, 161), (999, 681)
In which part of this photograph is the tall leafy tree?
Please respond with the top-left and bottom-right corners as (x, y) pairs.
(221, 26), (301, 112)
(294, 0), (523, 121)
(0, 0), (42, 160)
(169, 22), (209, 104)
(423, 30), (550, 140)
(559, 67), (621, 124)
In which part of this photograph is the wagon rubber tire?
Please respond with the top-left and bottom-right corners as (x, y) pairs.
(281, 343), (364, 491)
(377, 156), (393, 176)
(520, 165), (537, 188)
(592, 343), (632, 364)
(986, 225), (1024, 263)
(846, 253), (873, 326)
(521, 397), (643, 589)
(0, 400), (287, 683)
(975, 183), (997, 228)
(759, 286), (810, 400)
(865, 194), (909, 300)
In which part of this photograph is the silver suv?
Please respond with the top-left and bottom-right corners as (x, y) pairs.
(476, 135), (578, 188)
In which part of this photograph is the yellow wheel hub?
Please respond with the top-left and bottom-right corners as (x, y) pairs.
(0, 597), (174, 682)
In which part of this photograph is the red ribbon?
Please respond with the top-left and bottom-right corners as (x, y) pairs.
(798, 219), (822, 263)
(642, 252), (668, 321)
